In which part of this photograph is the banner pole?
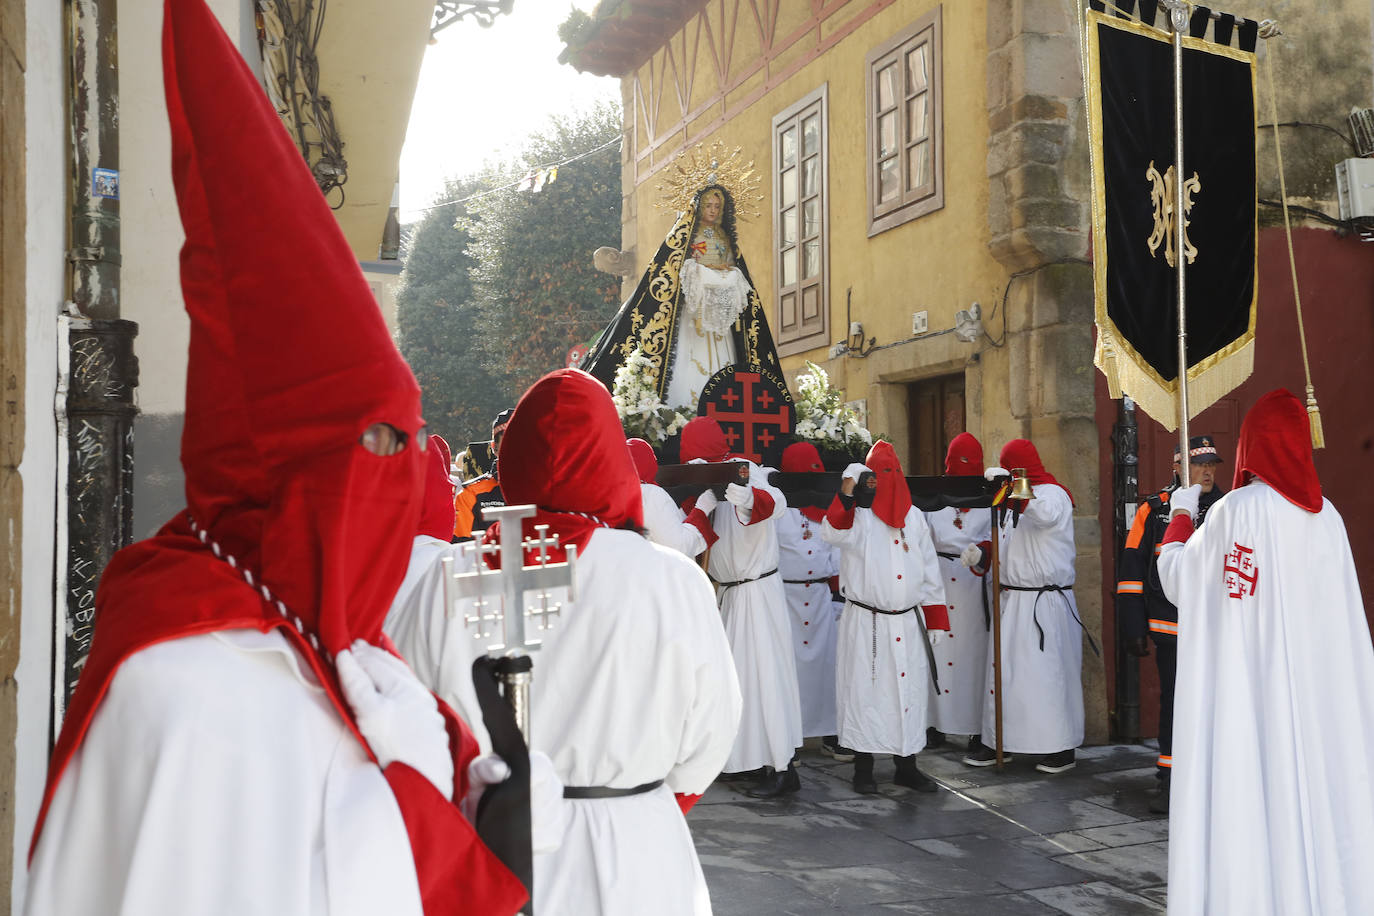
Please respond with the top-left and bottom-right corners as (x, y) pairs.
(991, 505), (1005, 768)
(1165, 0), (1192, 486)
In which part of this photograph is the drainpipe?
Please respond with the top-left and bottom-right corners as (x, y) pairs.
(59, 0), (138, 712)
(1111, 397), (1140, 742)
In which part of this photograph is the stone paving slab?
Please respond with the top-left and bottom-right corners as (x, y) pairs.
(693, 741), (1170, 914)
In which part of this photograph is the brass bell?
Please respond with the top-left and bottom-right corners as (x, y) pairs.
(1009, 468), (1036, 500)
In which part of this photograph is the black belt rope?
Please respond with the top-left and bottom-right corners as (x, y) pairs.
(563, 779), (664, 799)
(782, 576), (830, 585)
(937, 551), (991, 631)
(714, 568), (778, 590)
(847, 598), (939, 690)
(1000, 584), (1101, 657)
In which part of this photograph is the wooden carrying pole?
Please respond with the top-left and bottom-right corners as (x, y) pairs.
(990, 505), (1005, 767)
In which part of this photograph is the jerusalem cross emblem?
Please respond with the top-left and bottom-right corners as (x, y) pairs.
(1223, 542), (1258, 599)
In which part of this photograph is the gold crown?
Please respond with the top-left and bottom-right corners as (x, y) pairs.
(654, 141), (764, 221)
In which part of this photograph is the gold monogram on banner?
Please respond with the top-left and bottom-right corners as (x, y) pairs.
(1145, 162), (1201, 267)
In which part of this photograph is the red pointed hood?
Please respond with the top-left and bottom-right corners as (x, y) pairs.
(782, 441), (826, 521)
(1000, 439), (1073, 506)
(418, 434), (457, 540)
(1234, 389), (1323, 512)
(492, 370), (644, 562)
(680, 417), (733, 463)
(865, 441), (913, 529)
(627, 437), (659, 485)
(945, 433), (984, 476)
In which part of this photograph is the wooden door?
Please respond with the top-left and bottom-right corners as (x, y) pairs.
(907, 373), (966, 475)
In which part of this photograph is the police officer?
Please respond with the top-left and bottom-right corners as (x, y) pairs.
(1117, 434), (1226, 812)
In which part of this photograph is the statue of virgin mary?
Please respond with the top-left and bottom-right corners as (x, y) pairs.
(582, 149), (784, 416)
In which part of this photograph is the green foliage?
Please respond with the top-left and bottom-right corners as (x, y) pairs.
(396, 177), (516, 448)
(465, 100), (623, 394)
(556, 8), (593, 46)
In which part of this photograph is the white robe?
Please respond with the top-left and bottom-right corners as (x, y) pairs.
(822, 506), (946, 757)
(386, 527), (742, 916)
(26, 630), (423, 916)
(1158, 481), (1374, 916)
(981, 484), (1084, 754)
(640, 481), (708, 558)
(776, 508), (839, 737)
(925, 506), (993, 736)
(706, 462), (802, 771)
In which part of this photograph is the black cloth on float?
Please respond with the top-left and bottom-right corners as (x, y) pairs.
(769, 472), (1007, 512)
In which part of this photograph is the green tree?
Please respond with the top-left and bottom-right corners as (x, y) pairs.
(396, 176), (516, 449)
(465, 101), (623, 393)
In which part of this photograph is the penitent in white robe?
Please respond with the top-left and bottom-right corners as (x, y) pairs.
(640, 482), (708, 558)
(385, 527), (742, 916)
(981, 484), (1084, 754)
(822, 507), (946, 757)
(776, 508), (840, 738)
(1158, 481), (1374, 916)
(707, 463), (802, 772)
(26, 630), (423, 916)
(924, 506), (993, 736)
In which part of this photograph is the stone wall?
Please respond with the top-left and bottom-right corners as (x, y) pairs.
(985, 0), (1105, 742)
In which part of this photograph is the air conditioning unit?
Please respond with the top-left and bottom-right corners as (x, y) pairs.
(1336, 158), (1374, 220)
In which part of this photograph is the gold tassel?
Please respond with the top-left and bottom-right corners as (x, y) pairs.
(1306, 384), (1325, 450)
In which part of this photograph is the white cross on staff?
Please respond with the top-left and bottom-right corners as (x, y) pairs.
(440, 504), (577, 738)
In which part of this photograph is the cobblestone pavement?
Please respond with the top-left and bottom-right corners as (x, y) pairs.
(691, 739), (1168, 915)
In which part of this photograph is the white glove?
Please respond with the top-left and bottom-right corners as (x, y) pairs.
(959, 543), (985, 569)
(1170, 483), (1202, 520)
(337, 641), (454, 800)
(686, 458), (708, 465)
(464, 751), (568, 856)
(694, 488), (719, 515)
(984, 466), (1010, 481)
(842, 463), (871, 482)
(725, 482), (753, 508)
(928, 628), (945, 649)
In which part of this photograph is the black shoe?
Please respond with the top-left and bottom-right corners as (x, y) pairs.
(925, 727), (947, 750)
(1036, 749), (1076, 774)
(820, 737), (856, 762)
(1148, 770), (1170, 814)
(746, 764), (801, 798)
(893, 755), (938, 793)
(967, 735), (988, 754)
(719, 767), (764, 783)
(852, 753), (878, 794)
(963, 744), (1011, 767)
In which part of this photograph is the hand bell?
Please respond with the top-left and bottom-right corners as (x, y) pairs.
(1009, 468), (1036, 500)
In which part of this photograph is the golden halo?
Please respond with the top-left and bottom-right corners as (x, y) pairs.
(653, 141), (764, 221)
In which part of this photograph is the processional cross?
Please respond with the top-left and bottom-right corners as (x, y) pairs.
(440, 504), (576, 737)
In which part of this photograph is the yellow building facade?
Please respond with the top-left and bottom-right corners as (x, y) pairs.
(565, 0), (1107, 741)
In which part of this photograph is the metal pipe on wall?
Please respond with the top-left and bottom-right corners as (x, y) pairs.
(61, 0), (138, 711)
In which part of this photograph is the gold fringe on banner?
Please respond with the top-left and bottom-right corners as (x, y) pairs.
(1094, 324), (1256, 432)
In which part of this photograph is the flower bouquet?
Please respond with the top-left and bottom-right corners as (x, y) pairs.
(792, 362), (873, 467)
(610, 348), (694, 447)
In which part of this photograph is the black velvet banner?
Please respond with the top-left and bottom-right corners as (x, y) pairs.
(1091, 13), (1256, 385)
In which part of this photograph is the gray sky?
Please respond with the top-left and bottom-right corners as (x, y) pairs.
(400, 2), (618, 220)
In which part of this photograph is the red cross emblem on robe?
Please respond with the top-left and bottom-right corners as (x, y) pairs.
(1223, 542), (1259, 599)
